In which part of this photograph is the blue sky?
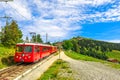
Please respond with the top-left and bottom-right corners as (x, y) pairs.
(0, 0), (120, 43)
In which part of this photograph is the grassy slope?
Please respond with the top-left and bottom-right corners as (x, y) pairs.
(64, 51), (120, 69)
(64, 50), (103, 62)
(0, 47), (15, 68)
(106, 50), (120, 61)
(0, 47), (14, 57)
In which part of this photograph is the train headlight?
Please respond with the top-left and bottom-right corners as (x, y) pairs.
(28, 56), (31, 59)
(16, 56), (18, 58)
(22, 54), (25, 56)
(19, 57), (21, 59)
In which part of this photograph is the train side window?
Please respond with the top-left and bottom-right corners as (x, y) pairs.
(34, 46), (40, 52)
(42, 47), (48, 52)
(16, 46), (23, 52)
(24, 46), (32, 52)
(42, 47), (45, 52)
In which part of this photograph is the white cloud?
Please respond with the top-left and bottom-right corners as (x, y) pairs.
(92, 0), (113, 6)
(22, 17), (81, 41)
(0, 0), (32, 21)
(1, 0), (119, 22)
(58, 0), (113, 6)
(0, 0), (120, 42)
(16, 0), (120, 42)
(106, 40), (120, 43)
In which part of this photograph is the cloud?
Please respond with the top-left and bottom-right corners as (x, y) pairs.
(91, 0), (113, 6)
(105, 40), (120, 43)
(0, 0), (120, 42)
(13, 0), (120, 39)
(58, 0), (113, 6)
(55, 0), (120, 23)
(1, 0), (119, 23)
(22, 17), (81, 41)
(0, 0), (32, 21)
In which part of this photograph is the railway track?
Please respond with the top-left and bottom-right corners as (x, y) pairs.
(0, 53), (55, 80)
(0, 63), (34, 80)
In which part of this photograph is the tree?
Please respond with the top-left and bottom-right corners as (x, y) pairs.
(1, 20), (22, 47)
(72, 40), (80, 53)
(46, 42), (51, 45)
(31, 35), (36, 42)
(25, 36), (29, 42)
(31, 34), (43, 43)
(62, 40), (73, 50)
(36, 34), (43, 43)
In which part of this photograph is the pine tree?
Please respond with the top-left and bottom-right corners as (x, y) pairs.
(31, 35), (36, 42)
(25, 36), (29, 42)
(36, 34), (43, 43)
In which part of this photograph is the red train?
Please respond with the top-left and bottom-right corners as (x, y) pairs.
(14, 43), (57, 63)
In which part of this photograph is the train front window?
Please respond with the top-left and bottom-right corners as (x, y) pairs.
(24, 46), (32, 52)
(16, 46), (23, 52)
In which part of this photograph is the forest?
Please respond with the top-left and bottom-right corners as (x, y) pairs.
(62, 37), (120, 60)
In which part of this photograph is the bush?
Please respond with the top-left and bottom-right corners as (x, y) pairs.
(0, 44), (4, 47)
(1, 56), (15, 66)
(79, 49), (108, 60)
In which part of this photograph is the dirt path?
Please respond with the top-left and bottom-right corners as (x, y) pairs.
(60, 51), (120, 80)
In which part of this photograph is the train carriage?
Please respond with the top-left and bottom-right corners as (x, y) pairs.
(14, 43), (57, 63)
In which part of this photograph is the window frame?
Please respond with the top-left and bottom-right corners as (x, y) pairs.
(16, 46), (23, 52)
(24, 46), (32, 53)
(34, 46), (40, 53)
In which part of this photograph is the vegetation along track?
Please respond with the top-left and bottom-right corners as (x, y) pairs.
(0, 53), (55, 80)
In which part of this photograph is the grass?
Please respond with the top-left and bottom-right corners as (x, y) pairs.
(0, 47), (15, 69)
(106, 50), (120, 61)
(0, 47), (15, 57)
(64, 50), (103, 62)
(38, 59), (74, 80)
(64, 50), (120, 69)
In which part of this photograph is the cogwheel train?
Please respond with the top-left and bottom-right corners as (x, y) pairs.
(14, 43), (57, 63)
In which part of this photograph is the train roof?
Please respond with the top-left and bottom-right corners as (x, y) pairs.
(16, 43), (54, 47)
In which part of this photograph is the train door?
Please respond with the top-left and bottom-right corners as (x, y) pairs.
(39, 46), (43, 59)
(46, 47), (50, 56)
(42, 46), (46, 58)
(41, 46), (48, 58)
(34, 45), (40, 62)
(52, 46), (54, 53)
(47, 46), (50, 55)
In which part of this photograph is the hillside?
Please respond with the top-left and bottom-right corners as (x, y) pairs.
(62, 37), (120, 61)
